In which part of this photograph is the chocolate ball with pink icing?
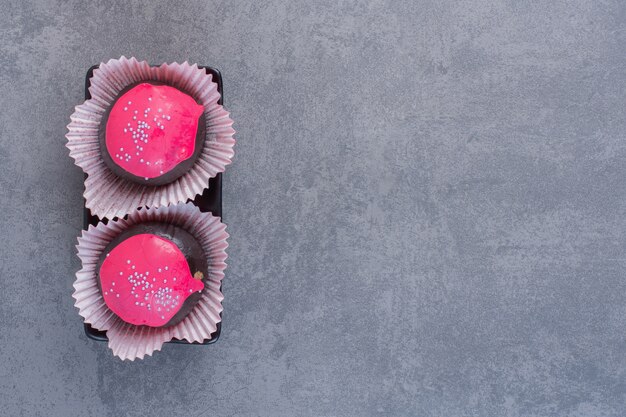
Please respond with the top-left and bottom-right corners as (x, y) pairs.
(96, 222), (208, 328)
(99, 82), (206, 185)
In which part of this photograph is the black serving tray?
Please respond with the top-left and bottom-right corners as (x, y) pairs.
(82, 64), (223, 345)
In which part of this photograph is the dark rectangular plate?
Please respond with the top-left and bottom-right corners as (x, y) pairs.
(82, 64), (223, 345)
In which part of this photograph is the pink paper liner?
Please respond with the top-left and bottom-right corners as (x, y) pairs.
(73, 203), (228, 361)
(66, 56), (236, 219)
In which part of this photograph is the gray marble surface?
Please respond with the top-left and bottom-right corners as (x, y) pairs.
(1, 1), (625, 416)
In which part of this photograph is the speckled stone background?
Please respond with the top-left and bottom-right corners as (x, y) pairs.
(0, 1), (625, 416)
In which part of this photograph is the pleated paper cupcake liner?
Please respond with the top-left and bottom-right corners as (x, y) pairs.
(66, 56), (235, 220)
(72, 203), (228, 361)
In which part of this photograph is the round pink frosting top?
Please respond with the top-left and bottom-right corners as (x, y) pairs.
(105, 83), (204, 179)
(99, 233), (204, 327)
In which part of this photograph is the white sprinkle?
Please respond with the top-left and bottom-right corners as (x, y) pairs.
(165, 266), (169, 271)
(161, 316), (165, 319)
(135, 302), (139, 305)
(133, 116), (137, 120)
(116, 294), (120, 298)
(148, 97), (152, 101)
(173, 277), (176, 281)
(132, 265), (135, 269)
(158, 268), (162, 272)
(145, 177), (149, 180)
(104, 292), (108, 295)
(163, 279), (167, 283)
(166, 116), (171, 120)
(160, 125), (164, 129)
(140, 159), (144, 163)
(128, 101), (132, 105)
(123, 128), (127, 133)
(123, 107), (128, 111)
(106, 254), (110, 257)
(127, 260), (131, 264)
